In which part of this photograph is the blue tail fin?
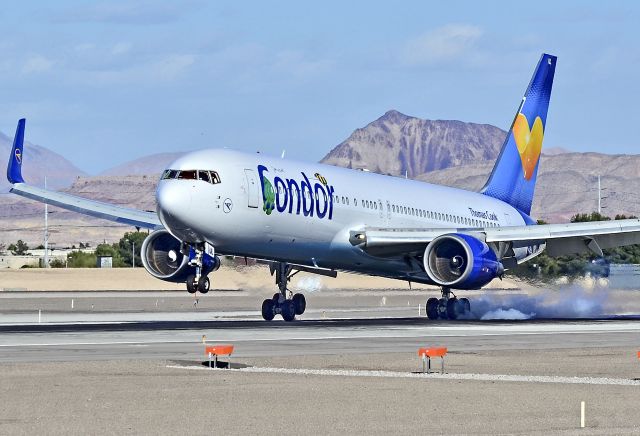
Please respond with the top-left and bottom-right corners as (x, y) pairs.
(6, 118), (26, 184)
(481, 54), (556, 215)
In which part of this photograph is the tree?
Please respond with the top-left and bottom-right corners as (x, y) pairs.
(8, 240), (29, 255)
(0, 242), (6, 255)
(571, 212), (610, 223)
(95, 243), (125, 267)
(66, 251), (96, 268)
(117, 231), (148, 267)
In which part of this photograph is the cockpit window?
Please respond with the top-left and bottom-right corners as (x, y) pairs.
(162, 169), (222, 184)
(198, 171), (211, 183)
(178, 170), (197, 180)
(162, 169), (178, 180)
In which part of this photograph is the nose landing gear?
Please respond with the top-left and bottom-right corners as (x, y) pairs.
(261, 262), (307, 322)
(426, 287), (471, 320)
(184, 243), (216, 294)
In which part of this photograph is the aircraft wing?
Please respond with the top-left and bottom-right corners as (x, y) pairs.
(6, 119), (162, 230)
(350, 219), (640, 258)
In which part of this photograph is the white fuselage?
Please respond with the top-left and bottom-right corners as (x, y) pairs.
(156, 149), (529, 284)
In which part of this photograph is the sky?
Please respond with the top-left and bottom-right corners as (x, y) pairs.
(0, 0), (639, 174)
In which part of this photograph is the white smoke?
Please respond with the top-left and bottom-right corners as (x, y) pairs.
(481, 308), (534, 320)
(294, 276), (324, 293)
(470, 277), (628, 320)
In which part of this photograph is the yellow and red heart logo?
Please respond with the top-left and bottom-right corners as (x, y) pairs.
(513, 113), (544, 180)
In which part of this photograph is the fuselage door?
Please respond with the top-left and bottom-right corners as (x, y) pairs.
(244, 169), (260, 208)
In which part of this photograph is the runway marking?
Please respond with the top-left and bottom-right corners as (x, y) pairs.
(166, 364), (640, 387)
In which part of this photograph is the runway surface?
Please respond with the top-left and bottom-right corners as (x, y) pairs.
(2, 289), (640, 434)
(1, 290), (640, 363)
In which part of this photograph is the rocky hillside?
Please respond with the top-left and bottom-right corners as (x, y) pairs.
(0, 132), (85, 191)
(321, 110), (506, 177)
(0, 175), (158, 248)
(419, 153), (640, 222)
(100, 152), (185, 176)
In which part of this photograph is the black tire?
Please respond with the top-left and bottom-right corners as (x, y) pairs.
(446, 298), (459, 320)
(186, 275), (197, 294)
(197, 276), (210, 294)
(272, 293), (281, 302)
(438, 298), (448, 319)
(426, 297), (439, 320)
(292, 293), (306, 315)
(281, 300), (296, 322)
(261, 299), (275, 321)
(460, 297), (471, 314)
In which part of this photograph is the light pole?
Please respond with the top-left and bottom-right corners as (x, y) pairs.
(132, 241), (135, 268)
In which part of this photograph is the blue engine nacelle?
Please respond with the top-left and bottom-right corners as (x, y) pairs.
(423, 233), (504, 290)
(141, 229), (220, 282)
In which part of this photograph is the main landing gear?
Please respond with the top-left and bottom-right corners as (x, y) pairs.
(261, 262), (306, 322)
(426, 287), (471, 320)
(185, 245), (211, 294)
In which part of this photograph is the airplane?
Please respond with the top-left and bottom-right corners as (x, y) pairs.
(6, 53), (640, 321)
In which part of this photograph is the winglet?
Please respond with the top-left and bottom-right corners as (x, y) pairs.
(7, 118), (26, 184)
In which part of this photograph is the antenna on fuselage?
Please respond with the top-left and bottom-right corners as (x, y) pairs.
(281, 149), (286, 159)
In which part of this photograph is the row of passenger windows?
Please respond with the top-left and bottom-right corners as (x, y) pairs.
(330, 193), (500, 228)
(162, 169), (222, 184)
(390, 205), (500, 228)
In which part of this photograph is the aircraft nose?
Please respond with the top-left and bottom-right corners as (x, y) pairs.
(156, 181), (192, 231)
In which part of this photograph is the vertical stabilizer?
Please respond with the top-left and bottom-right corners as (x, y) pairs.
(481, 54), (556, 215)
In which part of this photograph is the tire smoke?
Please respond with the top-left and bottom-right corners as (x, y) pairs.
(471, 277), (627, 320)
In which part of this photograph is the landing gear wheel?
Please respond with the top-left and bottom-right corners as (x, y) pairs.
(186, 274), (197, 294)
(272, 293), (281, 302)
(292, 293), (306, 315)
(460, 297), (471, 315)
(438, 298), (448, 319)
(261, 299), (275, 321)
(197, 276), (210, 294)
(426, 297), (439, 320)
(446, 298), (459, 320)
(281, 300), (296, 322)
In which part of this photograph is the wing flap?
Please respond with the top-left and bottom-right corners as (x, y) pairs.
(350, 219), (640, 258)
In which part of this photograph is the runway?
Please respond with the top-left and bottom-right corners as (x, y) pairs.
(2, 289), (640, 434)
(1, 292), (640, 364)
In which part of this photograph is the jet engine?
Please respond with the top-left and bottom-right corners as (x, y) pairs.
(141, 229), (191, 282)
(423, 233), (504, 289)
(141, 229), (221, 283)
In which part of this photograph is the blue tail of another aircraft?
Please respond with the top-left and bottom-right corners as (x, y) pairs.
(481, 54), (556, 216)
(7, 118), (26, 184)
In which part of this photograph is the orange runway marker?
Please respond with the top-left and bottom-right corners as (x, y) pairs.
(205, 344), (235, 369)
(418, 347), (448, 374)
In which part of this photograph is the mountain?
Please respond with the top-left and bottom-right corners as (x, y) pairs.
(0, 132), (86, 191)
(100, 152), (185, 176)
(419, 153), (640, 222)
(320, 110), (507, 177)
